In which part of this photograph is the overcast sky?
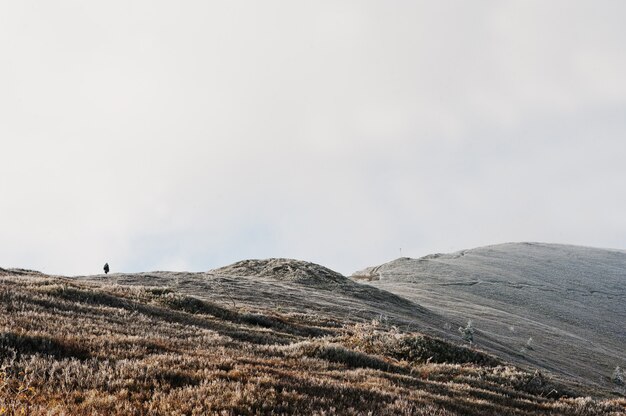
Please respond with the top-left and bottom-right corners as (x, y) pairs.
(1, 1), (626, 276)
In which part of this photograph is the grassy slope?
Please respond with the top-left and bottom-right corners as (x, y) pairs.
(353, 243), (626, 395)
(0, 268), (624, 415)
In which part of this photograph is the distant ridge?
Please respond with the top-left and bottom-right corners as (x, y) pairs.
(0, 267), (42, 276)
(353, 242), (626, 390)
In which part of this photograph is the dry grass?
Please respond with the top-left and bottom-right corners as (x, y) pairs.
(0, 273), (624, 415)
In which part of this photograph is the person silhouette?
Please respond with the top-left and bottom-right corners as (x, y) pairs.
(104, 263), (109, 274)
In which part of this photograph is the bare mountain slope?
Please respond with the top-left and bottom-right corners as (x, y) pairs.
(352, 242), (626, 393)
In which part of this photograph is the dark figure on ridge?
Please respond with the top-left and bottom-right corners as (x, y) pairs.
(103, 263), (109, 274)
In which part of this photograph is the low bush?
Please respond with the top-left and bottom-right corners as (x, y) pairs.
(348, 321), (499, 366)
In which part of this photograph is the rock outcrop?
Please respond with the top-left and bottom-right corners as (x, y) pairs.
(212, 258), (347, 285)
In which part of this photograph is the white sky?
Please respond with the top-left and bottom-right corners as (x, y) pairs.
(1, 1), (626, 275)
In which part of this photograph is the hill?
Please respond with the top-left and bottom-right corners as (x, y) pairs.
(0, 256), (624, 414)
(74, 259), (447, 336)
(352, 242), (626, 395)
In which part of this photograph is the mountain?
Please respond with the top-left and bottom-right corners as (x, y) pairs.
(352, 242), (626, 392)
(0, 253), (624, 414)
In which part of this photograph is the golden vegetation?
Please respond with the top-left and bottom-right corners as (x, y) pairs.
(0, 274), (624, 415)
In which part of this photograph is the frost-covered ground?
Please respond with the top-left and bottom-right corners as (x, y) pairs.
(1, 248), (625, 413)
(73, 258), (448, 337)
(352, 242), (626, 393)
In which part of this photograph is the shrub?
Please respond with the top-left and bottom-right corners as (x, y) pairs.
(458, 320), (474, 344)
(613, 366), (624, 386)
(348, 321), (499, 366)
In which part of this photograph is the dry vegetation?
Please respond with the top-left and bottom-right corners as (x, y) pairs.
(0, 271), (624, 415)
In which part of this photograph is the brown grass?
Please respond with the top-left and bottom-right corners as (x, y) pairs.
(0, 274), (624, 415)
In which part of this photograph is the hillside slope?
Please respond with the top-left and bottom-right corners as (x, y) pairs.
(352, 243), (626, 394)
(0, 267), (624, 415)
(75, 259), (448, 337)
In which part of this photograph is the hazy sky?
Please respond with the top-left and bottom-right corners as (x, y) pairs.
(2, 1), (626, 275)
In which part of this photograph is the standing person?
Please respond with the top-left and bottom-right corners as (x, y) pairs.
(104, 263), (109, 274)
